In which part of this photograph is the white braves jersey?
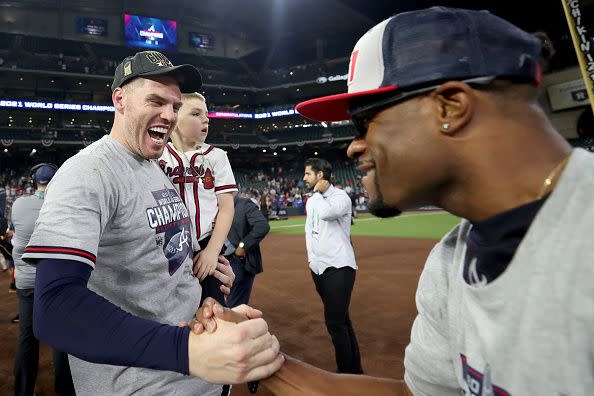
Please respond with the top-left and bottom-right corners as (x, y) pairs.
(159, 142), (238, 251)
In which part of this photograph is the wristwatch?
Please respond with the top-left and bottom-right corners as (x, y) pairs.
(238, 242), (245, 249)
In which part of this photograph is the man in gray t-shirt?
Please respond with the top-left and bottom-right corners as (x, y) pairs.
(23, 51), (283, 395)
(13, 163), (75, 396)
(214, 6), (593, 396)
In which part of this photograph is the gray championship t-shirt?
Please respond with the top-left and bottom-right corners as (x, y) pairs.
(24, 136), (221, 396)
(404, 148), (594, 396)
(12, 194), (45, 289)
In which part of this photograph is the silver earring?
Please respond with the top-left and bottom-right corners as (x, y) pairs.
(442, 123), (450, 130)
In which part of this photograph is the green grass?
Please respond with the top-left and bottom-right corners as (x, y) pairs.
(269, 212), (460, 239)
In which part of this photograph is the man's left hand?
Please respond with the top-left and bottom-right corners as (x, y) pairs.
(187, 297), (263, 334)
(235, 245), (246, 258)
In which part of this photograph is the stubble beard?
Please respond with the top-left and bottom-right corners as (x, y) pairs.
(368, 171), (402, 218)
(122, 113), (145, 158)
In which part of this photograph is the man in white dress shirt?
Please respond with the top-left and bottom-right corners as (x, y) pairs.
(303, 157), (362, 374)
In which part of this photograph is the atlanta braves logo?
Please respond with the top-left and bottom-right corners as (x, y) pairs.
(174, 227), (190, 252)
(146, 187), (191, 276)
(460, 354), (511, 396)
(158, 160), (216, 189)
(202, 168), (214, 189)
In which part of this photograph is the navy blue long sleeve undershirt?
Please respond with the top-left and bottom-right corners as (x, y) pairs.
(34, 258), (190, 375)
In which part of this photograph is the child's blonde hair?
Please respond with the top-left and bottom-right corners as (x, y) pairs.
(181, 92), (206, 102)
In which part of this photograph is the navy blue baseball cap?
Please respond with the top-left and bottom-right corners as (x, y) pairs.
(296, 7), (542, 122)
(33, 164), (57, 184)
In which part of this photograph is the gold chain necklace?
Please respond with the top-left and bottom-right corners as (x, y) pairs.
(537, 154), (570, 200)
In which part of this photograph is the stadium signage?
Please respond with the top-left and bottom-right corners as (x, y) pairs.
(77, 17), (108, 37)
(316, 73), (348, 84)
(0, 99), (297, 119)
(209, 111), (253, 119)
(254, 109), (296, 119)
(0, 100), (115, 112)
(547, 79), (589, 110)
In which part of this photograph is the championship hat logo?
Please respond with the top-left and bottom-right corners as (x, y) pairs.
(124, 62), (132, 76)
(145, 51), (173, 68)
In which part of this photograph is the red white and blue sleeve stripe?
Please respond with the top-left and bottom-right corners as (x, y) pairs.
(214, 184), (238, 194)
(24, 246), (96, 269)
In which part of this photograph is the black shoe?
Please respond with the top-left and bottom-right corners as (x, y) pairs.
(11, 314), (19, 323)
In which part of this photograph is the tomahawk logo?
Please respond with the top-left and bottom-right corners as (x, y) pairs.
(460, 354), (511, 396)
(146, 186), (191, 275)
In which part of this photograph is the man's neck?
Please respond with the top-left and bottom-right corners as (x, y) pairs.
(441, 141), (572, 222)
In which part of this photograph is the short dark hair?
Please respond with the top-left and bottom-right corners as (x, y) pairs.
(305, 158), (332, 181)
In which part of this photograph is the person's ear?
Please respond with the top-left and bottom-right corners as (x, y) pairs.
(112, 87), (125, 114)
(431, 81), (474, 135)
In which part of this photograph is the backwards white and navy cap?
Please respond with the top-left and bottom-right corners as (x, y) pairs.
(296, 6), (542, 122)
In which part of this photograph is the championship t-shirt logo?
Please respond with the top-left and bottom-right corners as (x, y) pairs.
(146, 186), (191, 275)
(460, 354), (511, 396)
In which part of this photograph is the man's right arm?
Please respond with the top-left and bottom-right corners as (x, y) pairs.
(261, 355), (413, 396)
(34, 258), (283, 383)
(34, 258), (192, 373)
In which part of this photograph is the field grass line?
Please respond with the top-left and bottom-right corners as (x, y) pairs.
(269, 212), (445, 229)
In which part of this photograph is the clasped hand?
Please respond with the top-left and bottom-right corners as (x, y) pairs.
(183, 298), (284, 384)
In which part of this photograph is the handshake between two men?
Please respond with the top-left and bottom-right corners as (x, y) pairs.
(182, 297), (412, 396)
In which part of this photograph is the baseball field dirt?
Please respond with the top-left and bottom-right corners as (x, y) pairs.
(0, 233), (436, 395)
